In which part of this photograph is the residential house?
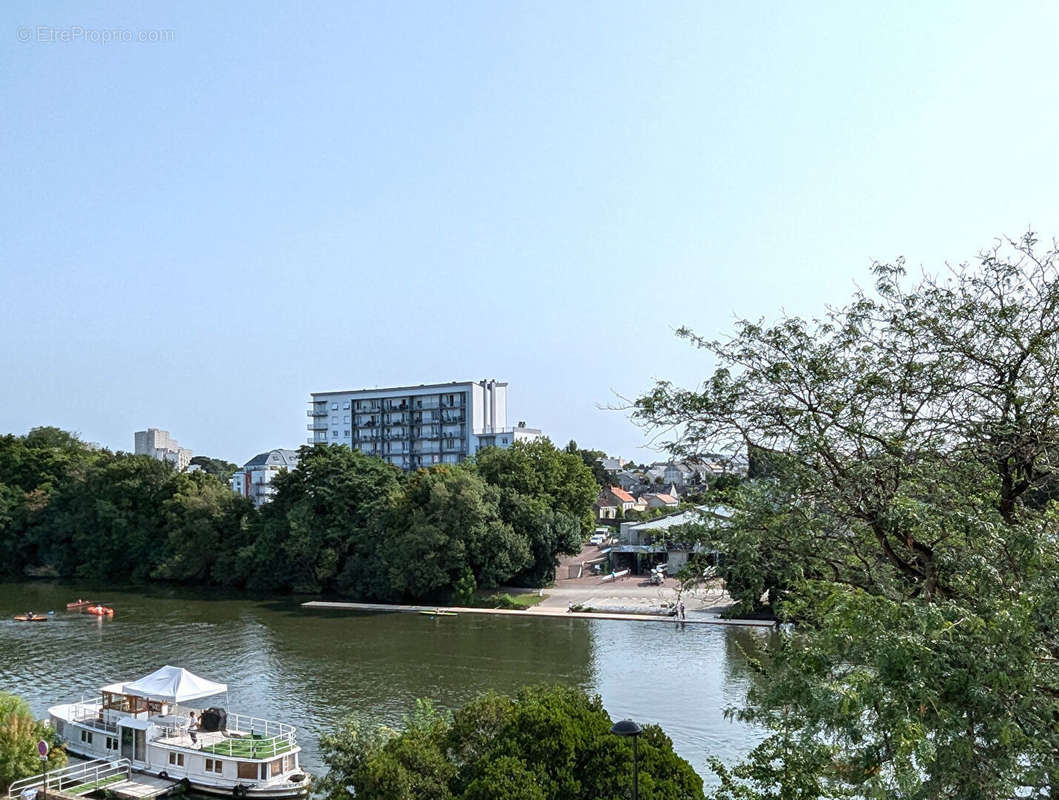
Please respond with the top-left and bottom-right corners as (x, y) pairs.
(615, 470), (646, 493)
(643, 492), (679, 510)
(230, 448), (300, 507)
(595, 493), (618, 520)
(604, 486), (636, 513)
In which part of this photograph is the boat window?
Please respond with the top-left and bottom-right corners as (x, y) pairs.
(81, 730), (93, 744)
(168, 752), (184, 766)
(238, 762), (258, 780)
(205, 758), (223, 774)
(283, 755), (295, 772)
(270, 759), (283, 777)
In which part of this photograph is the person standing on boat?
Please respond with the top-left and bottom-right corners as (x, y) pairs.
(188, 711), (198, 744)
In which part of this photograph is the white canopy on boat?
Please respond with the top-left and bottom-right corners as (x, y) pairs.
(120, 666), (227, 702)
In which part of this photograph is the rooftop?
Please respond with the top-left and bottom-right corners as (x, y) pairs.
(244, 449), (300, 468)
(310, 379), (508, 398)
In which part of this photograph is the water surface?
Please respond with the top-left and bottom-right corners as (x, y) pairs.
(0, 582), (768, 783)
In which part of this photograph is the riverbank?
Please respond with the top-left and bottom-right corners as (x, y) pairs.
(301, 600), (776, 626)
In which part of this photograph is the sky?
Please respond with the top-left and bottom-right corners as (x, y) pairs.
(3, 1), (1059, 464)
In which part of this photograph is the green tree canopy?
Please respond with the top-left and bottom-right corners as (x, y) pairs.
(318, 685), (703, 800)
(0, 693), (66, 792)
(476, 438), (599, 535)
(635, 233), (1059, 797)
(564, 440), (615, 488)
(247, 444), (402, 594)
(381, 466), (530, 599)
(188, 455), (239, 481)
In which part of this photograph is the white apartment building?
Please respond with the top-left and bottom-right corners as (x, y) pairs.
(307, 379), (540, 470)
(230, 449), (299, 507)
(134, 428), (193, 471)
(475, 421), (543, 450)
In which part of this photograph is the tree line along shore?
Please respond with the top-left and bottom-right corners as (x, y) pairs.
(0, 430), (600, 602)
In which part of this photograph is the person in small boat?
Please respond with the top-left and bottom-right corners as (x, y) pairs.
(25, 611), (34, 620)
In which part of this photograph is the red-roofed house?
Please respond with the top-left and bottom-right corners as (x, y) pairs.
(605, 486), (636, 512)
(644, 492), (679, 510)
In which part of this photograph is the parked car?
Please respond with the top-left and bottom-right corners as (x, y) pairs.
(589, 533), (608, 546)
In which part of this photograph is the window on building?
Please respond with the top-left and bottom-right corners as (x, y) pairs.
(343, 430), (350, 437)
(206, 759), (223, 774)
(331, 403), (338, 410)
(343, 401), (350, 409)
(332, 430), (339, 437)
(343, 415), (350, 424)
(502, 438), (508, 445)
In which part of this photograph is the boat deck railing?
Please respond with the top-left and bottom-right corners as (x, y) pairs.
(67, 701), (119, 733)
(7, 758), (131, 798)
(155, 709), (297, 759)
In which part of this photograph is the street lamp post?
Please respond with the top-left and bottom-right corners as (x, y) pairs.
(610, 719), (642, 800)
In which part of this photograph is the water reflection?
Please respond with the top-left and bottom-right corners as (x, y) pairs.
(0, 582), (766, 782)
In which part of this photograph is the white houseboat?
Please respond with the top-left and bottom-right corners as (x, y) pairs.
(48, 666), (309, 798)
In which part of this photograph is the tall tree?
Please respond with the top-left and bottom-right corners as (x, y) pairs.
(476, 439), (599, 536)
(564, 440), (614, 488)
(246, 444), (402, 594)
(635, 233), (1059, 797)
(380, 466), (530, 600)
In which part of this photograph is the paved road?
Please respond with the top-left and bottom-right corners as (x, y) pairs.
(516, 541), (742, 619)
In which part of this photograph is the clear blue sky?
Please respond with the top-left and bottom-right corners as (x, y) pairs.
(3, 1), (1059, 463)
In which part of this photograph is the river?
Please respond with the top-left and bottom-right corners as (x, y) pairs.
(0, 581), (768, 785)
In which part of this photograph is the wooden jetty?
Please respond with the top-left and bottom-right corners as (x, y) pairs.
(7, 758), (179, 800)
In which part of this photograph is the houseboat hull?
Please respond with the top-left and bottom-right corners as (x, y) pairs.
(49, 667), (309, 800)
(52, 720), (309, 800)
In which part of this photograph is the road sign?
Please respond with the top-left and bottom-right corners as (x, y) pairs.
(37, 740), (48, 758)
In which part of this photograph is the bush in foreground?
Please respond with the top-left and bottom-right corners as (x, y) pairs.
(317, 685), (704, 800)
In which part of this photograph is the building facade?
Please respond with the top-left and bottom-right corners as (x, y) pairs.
(134, 428), (192, 471)
(307, 379), (538, 470)
(230, 449), (299, 507)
